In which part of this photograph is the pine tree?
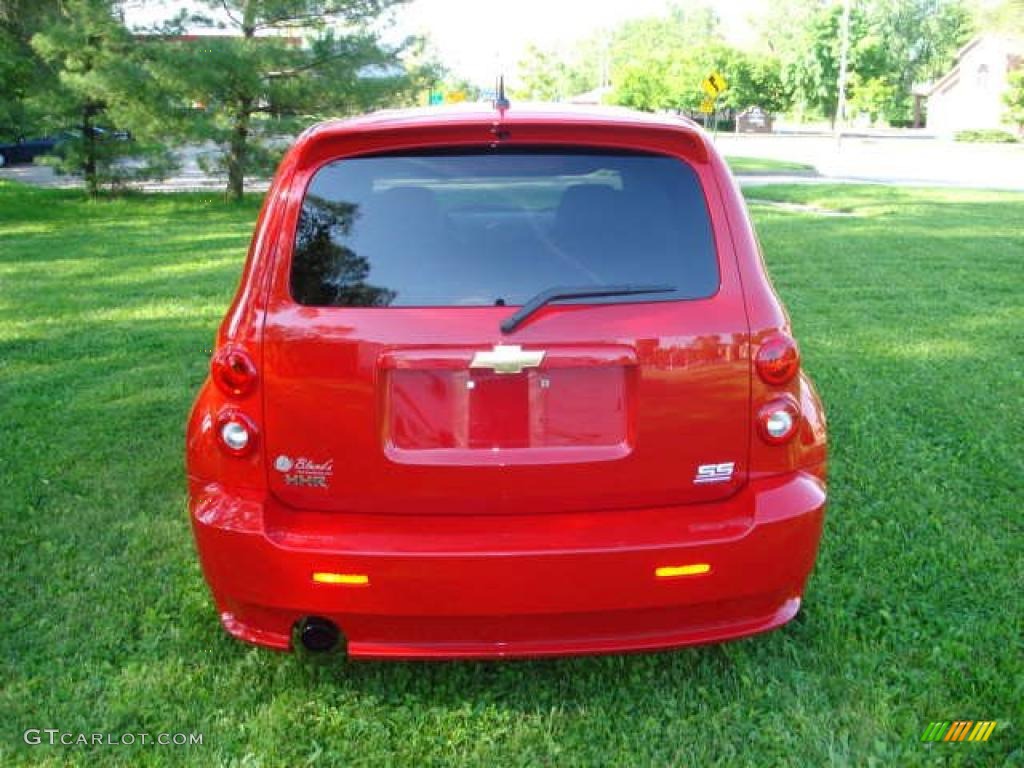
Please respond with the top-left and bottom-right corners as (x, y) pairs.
(31, 0), (177, 196)
(0, 1), (62, 140)
(147, 0), (426, 200)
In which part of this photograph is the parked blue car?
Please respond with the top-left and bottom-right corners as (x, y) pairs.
(0, 129), (132, 167)
(0, 136), (59, 167)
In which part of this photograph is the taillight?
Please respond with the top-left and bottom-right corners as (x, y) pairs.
(755, 334), (800, 385)
(216, 409), (258, 456)
(211, 345), (257, 397)
(757, 396), (800, 444)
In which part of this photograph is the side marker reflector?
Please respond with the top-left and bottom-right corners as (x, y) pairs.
(656, 563), (711, 578)
(312, 572), (369, 586)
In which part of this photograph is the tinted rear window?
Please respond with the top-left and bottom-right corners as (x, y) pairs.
(291, 150), (718, 307)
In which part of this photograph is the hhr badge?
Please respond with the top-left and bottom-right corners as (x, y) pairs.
(470, 344), (545, 375)
(694, 462), (735, 484)
(275, 455), (333, 489)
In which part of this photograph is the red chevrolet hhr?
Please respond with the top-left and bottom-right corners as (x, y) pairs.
(186, 102), (827, 658)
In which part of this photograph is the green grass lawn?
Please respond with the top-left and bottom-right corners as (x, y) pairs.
(725, 155), (817, 174)
(1, 180), (1021, 766)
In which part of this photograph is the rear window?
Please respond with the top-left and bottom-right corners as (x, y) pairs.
(291, 149), (718, 307)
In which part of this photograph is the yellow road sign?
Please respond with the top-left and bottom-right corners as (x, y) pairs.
(701, 71), (728, 97)
(699, 98), (715, 114)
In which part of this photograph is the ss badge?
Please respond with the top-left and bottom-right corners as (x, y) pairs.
(694, 462), (735, 485)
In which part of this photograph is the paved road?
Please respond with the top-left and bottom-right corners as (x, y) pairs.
(715, 133), (1024, 191)
(0, 143), (270, 193)
(3, 134), (1024, 192)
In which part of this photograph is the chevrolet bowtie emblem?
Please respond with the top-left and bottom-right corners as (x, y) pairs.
(470, 344), (545, 374)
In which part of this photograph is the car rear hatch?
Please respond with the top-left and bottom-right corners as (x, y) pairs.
(262, 142), (750, 515)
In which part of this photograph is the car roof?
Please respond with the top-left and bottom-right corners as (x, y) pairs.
(307, 102), (705, 138)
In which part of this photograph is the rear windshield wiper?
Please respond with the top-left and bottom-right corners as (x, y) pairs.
(500, 284), (676, 334)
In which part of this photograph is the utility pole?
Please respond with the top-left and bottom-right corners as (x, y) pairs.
(835, 0), (852, 143)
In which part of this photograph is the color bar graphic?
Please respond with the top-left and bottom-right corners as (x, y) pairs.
(921, 721), (996, 742)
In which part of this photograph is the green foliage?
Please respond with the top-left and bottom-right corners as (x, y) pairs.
(515, 44), (574, 101)
(439, 76), (483, 102)
(766, 0), (973, 125)
(1005, 69), (1024, 133)
(514, 43), (600, 102)
(30, 0), (178, 196)
(847, 72), (898, 124)
(145, 0), (425, 200)
(612, 55), (675, 111)
(726, 155), (816, 174)
(864, 0), (974, 122)
(604, 6), (791, 115)
(734, 56), (791, 115)
(38, 132), (182, 189)
(974, 0), (1024, 34)
(780, 2), (859, 125)
(953, 128), (1019, 142)
(2, 0), (435, 198)
(0, 1), (62, 140)
(0, 28), (33, 139)
(521, 0), (972, 125)
(0, 179), (1021, 765)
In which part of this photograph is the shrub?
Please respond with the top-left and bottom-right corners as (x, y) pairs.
(953, 129), (1019, 143)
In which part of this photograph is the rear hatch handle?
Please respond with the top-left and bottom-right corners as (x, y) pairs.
(500, 284), (677, 334)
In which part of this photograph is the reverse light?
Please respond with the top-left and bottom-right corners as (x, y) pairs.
(757, 396), (800, 445)
(312, 572), (369, 586)
(755, 333), (800, 385)
(216, 409), (258, 456)
(656, 563), (711, 578)
(212, 345), (258, 397)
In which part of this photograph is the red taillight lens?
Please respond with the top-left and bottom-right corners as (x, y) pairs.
(216, 409), (258, 456)
(757, 396), (800, 445)
(755, 334), (800, 385)
(211, 345), (257, 397)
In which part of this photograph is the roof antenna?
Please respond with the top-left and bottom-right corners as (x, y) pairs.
(494, 75), (510, 111)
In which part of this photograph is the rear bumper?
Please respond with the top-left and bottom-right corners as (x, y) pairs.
(189, 470), (826, 659)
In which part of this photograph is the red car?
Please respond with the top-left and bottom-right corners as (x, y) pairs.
(187, 102), (827, 659)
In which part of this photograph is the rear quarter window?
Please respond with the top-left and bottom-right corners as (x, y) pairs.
(290, 149), (718, 307)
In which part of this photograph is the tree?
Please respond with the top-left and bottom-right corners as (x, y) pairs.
(782, 3), (862, 126)
(847, 72), (898, 124)
(862, 0), (973, 123)
(607, 3), (727, 112)
(30, 0), (177, 196)
(0, 1), (62, 140)
(608, 32), (791, 116)
(761, 0), (972, 126)
(1005, 69), (1024, 135)
(514, 35), (606, 102)
(515, 44), (573, 101)
(975, 0), (1024, 34)
(147, 0), (423, 200)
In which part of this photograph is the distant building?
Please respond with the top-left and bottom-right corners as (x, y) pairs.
(926, 35), (1024, 135)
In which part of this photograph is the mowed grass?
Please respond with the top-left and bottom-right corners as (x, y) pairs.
(725, 155), (817, 174)
(1, 179), (1021, 766)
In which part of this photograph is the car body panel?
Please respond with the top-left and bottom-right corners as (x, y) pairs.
(190, 467), (825, 658)
(186, 103), (828, 657)
(260, 113), (750, 516)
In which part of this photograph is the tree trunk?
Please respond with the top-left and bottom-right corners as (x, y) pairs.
(226, 100), (251, 201)
(83, 105), (98, 198)
(225, 1), (257, 201)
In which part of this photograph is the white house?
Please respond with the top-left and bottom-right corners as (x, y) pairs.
(927, 35), (1024, 135)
